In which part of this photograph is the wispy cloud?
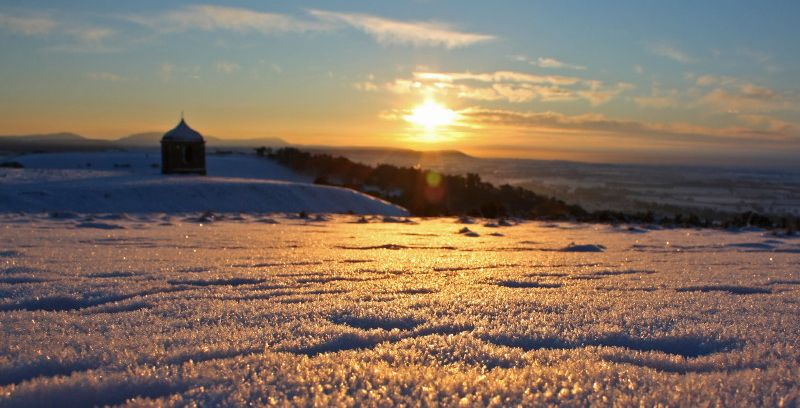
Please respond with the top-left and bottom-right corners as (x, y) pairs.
(512, 55), (586, 70)
(535, 57), (586, 70)
(0, 13), (57, 36)
(648, 42), (692, 63)
(126, 6), (495, 48)
(0, 12), (116, 52)
(413, 71), (580, 86)
(691, 74), (796, 113)
(578, 80), (634, 106)
(49, 27), (117, 53)
(737, 114), (796, 134)
(128, 5), (327, 34)
(308, 9), (495, 48)
(694, 74), (749, 88)
(701, 85), (784, 113)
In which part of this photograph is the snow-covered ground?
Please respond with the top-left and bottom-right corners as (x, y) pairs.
(0, 152), (406, 215)
(1, 214), (798, 406)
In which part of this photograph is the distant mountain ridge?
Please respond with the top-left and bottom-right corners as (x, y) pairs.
(2, 132), (84, 142)
(115, 132), (289, 148)
(0, 131), (289, 152)
(0, 132), (472, 161)
(305, 146), (477, 169)
(0, 132), (110, 144)
(0, 133), (115, 153)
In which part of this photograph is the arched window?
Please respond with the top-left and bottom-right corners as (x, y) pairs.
(183, 146), (192, 164)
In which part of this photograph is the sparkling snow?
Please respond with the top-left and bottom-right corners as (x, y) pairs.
(1, 215), (799, 406)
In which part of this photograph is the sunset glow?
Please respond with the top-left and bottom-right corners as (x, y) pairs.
(405, 101), (458, 130)
(0, 1), (798, 165)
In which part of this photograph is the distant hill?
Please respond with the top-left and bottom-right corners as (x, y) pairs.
(208, 136), (289, 148)
(0, 133), (115, 153)
(0, 131), (289, 153)
(113, 132), (163, 146)
(0, 132), (474, 165)
(1, 132), (470, 163)
(0, 132), (105, 144)
(305, 146), (477, 169)
(309, 146), (472, 158)
(116, 132), (289, 148)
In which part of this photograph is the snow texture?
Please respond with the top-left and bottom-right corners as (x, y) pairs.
(0, 215), (799, 406)
(0, 152), (407, 216)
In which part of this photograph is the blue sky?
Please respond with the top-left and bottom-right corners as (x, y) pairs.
(1, 1), (798, 165)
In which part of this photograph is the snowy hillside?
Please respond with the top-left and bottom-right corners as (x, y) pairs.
(0, 152), (407, 215)
(0, 215), (798, 405)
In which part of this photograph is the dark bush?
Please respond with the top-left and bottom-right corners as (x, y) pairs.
(0, 161), (23, 168)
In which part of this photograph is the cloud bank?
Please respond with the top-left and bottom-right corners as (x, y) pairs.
(357, 70), (633, 106)
(460, 107), (797, 144)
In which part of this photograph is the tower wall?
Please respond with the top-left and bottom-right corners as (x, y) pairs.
(161, 141), (206, 175)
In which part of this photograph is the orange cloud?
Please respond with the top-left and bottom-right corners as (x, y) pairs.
(358, 70), (630, 106)
(458, 107), (797, 143)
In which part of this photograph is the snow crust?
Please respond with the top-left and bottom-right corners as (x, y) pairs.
(0, 152), (406, 215)
(1, 215), (798, 406)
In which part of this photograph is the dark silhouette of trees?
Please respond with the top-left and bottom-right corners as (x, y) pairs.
(261, 147), (583, 218)
(254, 147), (272, 157)
(256, 147), (800, 231)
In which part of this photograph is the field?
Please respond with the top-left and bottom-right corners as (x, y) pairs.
(1, 214), (799, 406)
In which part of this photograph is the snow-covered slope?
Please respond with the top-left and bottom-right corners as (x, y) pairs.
(12, 151), (310, 182)
(0, 152), (407, 215)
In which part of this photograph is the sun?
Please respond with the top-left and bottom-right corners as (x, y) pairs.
(405, 100), (457, 129)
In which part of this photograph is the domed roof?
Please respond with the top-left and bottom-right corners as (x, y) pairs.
(162, 119), (204, 142)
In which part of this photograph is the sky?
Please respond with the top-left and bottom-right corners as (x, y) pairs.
(1, 1), (799, 166)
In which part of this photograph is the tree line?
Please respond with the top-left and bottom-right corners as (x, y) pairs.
(256, 147), (800, 232)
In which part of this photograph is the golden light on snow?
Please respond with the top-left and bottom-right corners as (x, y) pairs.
(1, 213), (799, 405)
